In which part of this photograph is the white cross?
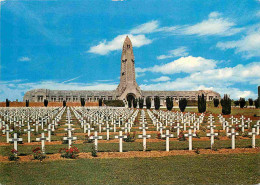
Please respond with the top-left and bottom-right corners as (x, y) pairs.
(115, 131), (127, 152)
(138, 130), (151, 151)
(161, 130), (174, 151)
(9, 133), (23, 153)
(206, 128), (218, 149)
(36, 133), (47, 153)
(24, 125), (34, 143)
(227, 128), (239, 149)
(89, 131), (103, 151)
(184, 129), (196, 151)
(44, 124), (52, 142)
(174, 122), (183, 137)
(253, 121), (260, 135)
(4, 125), (13, 143)
(249, 128), (257, 148)
(103, 124), (113, 140)
(85, 124), (94, 136)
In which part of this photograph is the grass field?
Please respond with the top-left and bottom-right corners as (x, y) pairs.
(0, 153), (259, 184)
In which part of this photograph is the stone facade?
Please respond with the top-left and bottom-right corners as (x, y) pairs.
(24, 36), (221, 106)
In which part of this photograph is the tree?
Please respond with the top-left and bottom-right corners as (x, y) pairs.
(63, 100), (66, 107)
(44, 99), (48, 107)
(239, 98), (246, 108)
(146, 97), (151, 109)
(6, 99), (10, 107)
(234, 100), (240, 107)
(213, 98), (219, 107)
(26, 100), (29, 107)
(99, 99), (102, 107)
(179, 98), (187, 112)
(81, 98), (85, 107)
(154, 96), (160, 110)
(166, 97), (173, 111)
(248, 98), (253, 106)
(138, 98), (144, 109)
(133, 98), (137, 108)
(127, 97), (132, 108)
(198, 94), (206, 113)
(255, 97), (260, 109)
(222, 94), (231, 115)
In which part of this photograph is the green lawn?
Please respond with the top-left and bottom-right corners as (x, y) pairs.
(0, 153), (259, 184)
(1, 139), (259, 156)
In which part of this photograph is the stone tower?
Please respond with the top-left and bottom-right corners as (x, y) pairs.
(116, 36), (142, 100)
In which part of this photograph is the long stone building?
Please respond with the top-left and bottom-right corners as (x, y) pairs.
(24, 36), (221, 106)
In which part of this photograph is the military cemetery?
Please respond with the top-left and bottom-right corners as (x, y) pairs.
(1, 0), (260, 184)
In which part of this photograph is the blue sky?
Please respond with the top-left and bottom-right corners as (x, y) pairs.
(0, 0), (260, 101)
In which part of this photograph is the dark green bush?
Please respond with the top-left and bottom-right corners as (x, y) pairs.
(166, 97), (173, 111)
(198, 94), (206, 113)
(154, 96), (160, 110)
(222, 94), (231, 115)
(179, 98), (187, 112)
(138, 98), (144, 109)
(103, 100), (125, 107)
(213, 98), (219, 107)
(239, 98), (246, 108)
(146, 97), (151, 109)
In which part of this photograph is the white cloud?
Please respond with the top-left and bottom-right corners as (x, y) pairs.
(157, 46), (188, 60)
(18, 56), (31, 62)
(130, 20), (159, 34)
(179, 12), (242, 36)
(140, 62), (260, 99)
(217, 29), (260, 58)
(88, 34), (152, 55)
(151, 76), (170, 82)
(137, 56), (217, 74)
(130, 20), (177, 34)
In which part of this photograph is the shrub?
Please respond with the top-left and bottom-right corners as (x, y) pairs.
(8, 149), (19, 161)
(156, 132), (161, 139)
(211, 143), (218, 151)
(239, 98), (246, 108)
(63, 100), (66, 107)
(195, 148), (200, 154)
(178, 131), (186, 141)
(44, 99), (48, 107)
(254, 98), (260, 108)
(248, 98), (253, 106)
(6, 99), (10, 107)
(127, 97), (132, 108)
(154, 96), (160, 110)
(99, 99), (102, 107)
(103, 100), (124, 107)
(213, 98), (219, 107)
(146, 97), (151, 109)
(124, 132), (136, 142)
(179, 98), (187, 112)
(133, 98), (137, 108)
(91, 145), (97, 157)
(234, 100), (240, 107)
(81, 98), (85, 107)
(166, 97), (173, 111)
(59, 146), (79, 159)
(198, 94), (206, 113)
(32, 147), (46, 161)
(222, 94), (231, 115)
(25, 100), (29, 107)
(138, 98), (144, 109)
(84, 134), (94, 143)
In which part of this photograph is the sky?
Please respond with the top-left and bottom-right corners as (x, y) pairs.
(0, 0), (260, 101)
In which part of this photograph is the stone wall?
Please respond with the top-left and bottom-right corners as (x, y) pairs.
(0, 102), (99, 107)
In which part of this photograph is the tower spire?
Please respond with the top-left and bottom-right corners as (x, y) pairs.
(116, 36), (142, 100)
